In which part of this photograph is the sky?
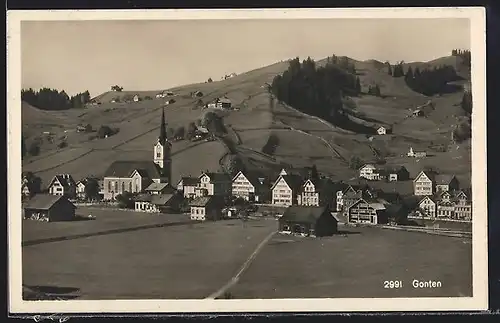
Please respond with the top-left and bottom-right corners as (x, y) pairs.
(21, 18), (470, 97)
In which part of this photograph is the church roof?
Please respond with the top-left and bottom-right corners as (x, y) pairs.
(104, 161), (162, 179)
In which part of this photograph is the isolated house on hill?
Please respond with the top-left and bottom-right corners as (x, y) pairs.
(407, 147), (427, 158)
(103, 108), (172, 200)
(48, 174), (76, 199)
(23, 194), (76, 222)
(377, 126), (387, 135)
(278, 206), (338, 237)
(133, 95), (140, 102)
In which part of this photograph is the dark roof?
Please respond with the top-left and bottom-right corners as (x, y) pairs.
(189, 196), (223, 207)
(151, 194), (175, 205)
(435, 174), (456, 185)
(414, 170), (437, 182)
(179, 176), (200, 186)
(277, 174), (303, 191)
(234, 170), (267, 187)
(135, 194), (153, 202)
(51, 175), (75, 188)
(281, 206), (332, 224)
(104, 161), (161, 179)
(385, 204), (405, 216)
(201, 172), (231, 182)
(145, 182), (171, 192)
(24, 194), (74, 210)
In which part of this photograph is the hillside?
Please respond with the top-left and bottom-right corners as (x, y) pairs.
(22, 55), (471, 189)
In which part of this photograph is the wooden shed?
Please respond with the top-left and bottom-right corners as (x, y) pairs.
(23, 194), (76, 222)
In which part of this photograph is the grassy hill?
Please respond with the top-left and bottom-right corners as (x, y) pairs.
(22, 56), (471, 189)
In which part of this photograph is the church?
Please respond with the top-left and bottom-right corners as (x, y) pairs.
(102, 108), (174, 200)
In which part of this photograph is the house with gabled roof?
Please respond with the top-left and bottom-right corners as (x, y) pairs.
(413, 170), (437, 196)
(103, 108), (172, 200)
(47, 174), (76, 199)
(359, 164), (380, 181)
(134, 193), (182, 213)
(271, 173), (303, 206)
(177, 176), (200, 199)
(144, 182), (176, 195)
(23, 194), (76, 222)
(335, 184), (356, 212)
(189, 195), (224, 221)
(453, 189), (472, 221)
(278, 206), (338, 237)
(435, 174), (460, 193)
(297, 178), (336, 209)
(379, 166), (410, 182)
(197, 172), (232, 197)
(231, 170), (269, 202)
(75, 177), (100, 200)
(417, 196), (436, 218)
(347, 198), (388, 225)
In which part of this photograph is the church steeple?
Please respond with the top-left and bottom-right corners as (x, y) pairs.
(159, 107), (167, 144)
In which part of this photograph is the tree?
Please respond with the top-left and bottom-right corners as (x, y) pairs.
(22, 136), (26, 159)
(174, 126), (185, 139)
(310, 164), (319, 182)
(186, 122), (197, 140)
(28, 142), (40, 156)
(208, 78), (213, 83)
(97, 125), (114, 138)
(355, 77), (362, 94)
(166, 127), (175, 139)
(111, 85), (123, 92)
(222, 154), (244, 176)
(461, 91), (473, 115)
(23, 171), (42, 196)
(349, 156), (363, 170)
(115, 192), (135, 209)
(57, 141), (68, 149)
(144, 96), (152, 100)
(386, 62), (393, 76)
(84, 178), (100, 201)
(405, 66), (414, 83)
(392, 62), (405, 77)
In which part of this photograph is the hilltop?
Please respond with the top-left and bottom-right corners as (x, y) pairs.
(22, 55), (471, 189)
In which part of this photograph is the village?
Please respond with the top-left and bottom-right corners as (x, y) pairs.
(21, 102), (473, 238)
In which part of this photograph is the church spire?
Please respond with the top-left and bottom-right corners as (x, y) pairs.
(159, 107), (167, 144)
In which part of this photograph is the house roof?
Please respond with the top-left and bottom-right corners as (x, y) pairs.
(418, 196), (436, 205)
(385, 204), (405, 216)
(233, 170), (267, 187)
(104, 161), (161, 179)
(200, 172), (231, 183)
(413, 170), (437, 183)
(435, 174), (456, 185)
(189, 196), (216, 207)
(151, 194), (175, 205)
(272, 174), (303, 191)
(219, 98), (231, 104)
(145, 182), (171, 192)
(281, 206), (332, 224)
(178, 176), (200, 186)
(24, 194), (74, 210)
(51, 175), (75, 188)
(359, 163), (376, 170)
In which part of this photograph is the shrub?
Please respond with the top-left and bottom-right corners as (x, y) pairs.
(262, 133), (280, 155)
(28, 142), (40, 156)
(349, 156), (363, 170)
(97, 125), (118, 139)
(84, 124), (93, 132)
(57, 141), (68, 149)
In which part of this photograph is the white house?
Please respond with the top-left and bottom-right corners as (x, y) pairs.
(231, 170), (268, 202)
(48, 174), (76, 199)
(133, 95), (140, 102)
(197, 172), (232, 197)
(177, 177), (200, 199)
(271, 174), (303, 206)
(418, 196), (436, 218)
(359, 164), (380, 181)
(413, 170), (436, 196)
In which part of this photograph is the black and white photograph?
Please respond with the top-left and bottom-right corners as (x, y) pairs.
(7, 8), (487, 313)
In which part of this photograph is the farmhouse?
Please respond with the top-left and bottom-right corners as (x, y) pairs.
(417, 196), (436, 218)
(189, 196), (224, 221)
(177, 176), (200, 199)
(380, 166), (410, 182)
(134, 193), (182, 213)
(359, 164), (380, 181)
(193, 91), (204, 98)
(278, 206), (338, 237)
(47, 174), (76, 199)
(297, 178), (336, 209)
(453, 189), (472, 221)
(435, 175), (460, 193)
(23, 194), (76, 222)
(103, 108), (172, 200)
(347, 198), (388, 225)
(197, 172), (232, 197)
(377, 126), (387, 135)
(436, 200), (455, 218)
(335, 184), (356, 212)
(407, 147), (427, 158)
(231, 170), (269, 202)
(75, 177), (100, 200)
(271, 174), (303, 206)
(145, 182), (176, 195)
(133, 95), (140, 102)
(413, 170), (436, 196)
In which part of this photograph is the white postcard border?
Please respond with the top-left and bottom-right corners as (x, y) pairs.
(7, 7), (488, 313)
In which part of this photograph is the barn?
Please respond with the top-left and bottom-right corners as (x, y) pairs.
(278, 206), (338, 237)
(23, 194), (76, 222)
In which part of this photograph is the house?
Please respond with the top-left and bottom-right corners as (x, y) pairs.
(417, 196), (436, 218)
(134, 193), (182, 213)
(271, 174), (303, 206)
(144, 182), (176, 195)
(437, 200), (455, 218)
(21, 172), (41, 198)
(231, 170), (269, 202)
(347, 198), (388, 225)
(335, 184), (356, 212)
(413, 170), (436, 196)
(339, 186), (375, 215)
(218, 97), (232, 109)
(103, 108), (172, 200)
(23, 194), (76, 222)
(47, 174), (76, 199)
(435, 175), (460, 193)
(278, 206), (338, 237)
(407, 147), (427, 158)
(197, 172), (232, 197)
(377, 126), (387, 135)
(412, 109), (425, 117)
(380, 166), (410, 182)
(453, 189), (472, 221)
(193, 91), (203, 98)
(359, 164), (380, 180)
(133, 95), (140, 102)
(189, 196), (224, 221)
(177, 176), (200, 199)
(297, 178), (336, 209)
(76, 125), (86, 132)
(75, 180), (86, 200)
(165, 98), (176, 105)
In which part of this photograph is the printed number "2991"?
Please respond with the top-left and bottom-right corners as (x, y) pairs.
(384, 280), (403, 289)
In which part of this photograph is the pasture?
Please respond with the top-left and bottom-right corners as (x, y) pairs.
(228, 226), (472, 299)
(22, 215), (277, 300)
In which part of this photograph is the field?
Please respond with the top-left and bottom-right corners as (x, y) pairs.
(22, 211), (472, 300)
(23, 210), (277, 300)
(228, 225), (472, 299)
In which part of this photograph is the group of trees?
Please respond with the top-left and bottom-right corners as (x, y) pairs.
(111, 85), (123, 92)
(262, 133), (280, 155)
(97, 125), (120, 139)
(404, 65), (460, 96)
(367, 84), (381, 97)
(21, 88), (92, 110)
(271, 56), (360, 124)
(22, 171), (42, 198)
(451, 49), (471, 67)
